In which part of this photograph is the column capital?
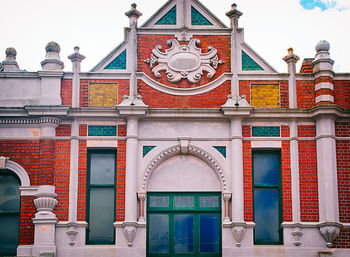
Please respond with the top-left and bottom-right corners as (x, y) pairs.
(117, 95), (149, 116)
(221, 95), (252, 117)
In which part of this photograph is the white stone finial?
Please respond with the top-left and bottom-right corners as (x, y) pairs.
(41, 41), (64, 70)
(1, 47), (20, 72)
(316, 40), (330, 53)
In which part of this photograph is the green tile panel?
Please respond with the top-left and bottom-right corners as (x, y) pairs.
(143, 146), (156, 157)
(242, 51), (264, 71)
(252, 126), (280, 137)
(105, 50), (126, 70)
(191, 6), (212, 25)
(213, 146), (226, 158)
(88, 126), (117, 136)
(155, 6), (176, 25)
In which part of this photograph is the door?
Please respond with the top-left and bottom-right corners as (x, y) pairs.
(0, 170), (21, 256)
(147, 192), (221, 257)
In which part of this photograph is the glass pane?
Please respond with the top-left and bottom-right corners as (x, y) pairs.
(200, 214), (220, 253)
(200, 196), (219, 208)
(88, 187), (114, 243)
(253, 152), (279, 185)
(90, 153), (115, 185)
(254, 188), (280, 243)
(174, 196), (194, 208)
(149, 214), (169, 253)
(0, 215), (20, 256)
(149, 196), (169, 208)
(174, 214), (194, 253)
(0, 174), (20, 212)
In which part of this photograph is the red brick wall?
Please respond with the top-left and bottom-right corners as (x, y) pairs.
(77, 125), (87, 221)
(19, 196), (35, 245)
(138, 80), (230, 108)
(138, 35), (231, 88)
(239, 80), (289, 108)
(243, 126), (253, 221)
(296, 81), (315, 108)
(80, 79), (129, 107)
(281, 126), (292, 222)
(54, 125), (71, 221)
(0, 141), (40, 185)
(116, 124), (126, 221)
(334, 80), (350, 108)
(61, 79), (72, 106)
(333, 229), (350, 248)
(39, 140), (55, 185)
(298, 125), (319, 222)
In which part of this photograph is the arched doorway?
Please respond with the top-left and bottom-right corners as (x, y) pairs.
(145, 153), (224, 257)
(0, 170), (21, 256)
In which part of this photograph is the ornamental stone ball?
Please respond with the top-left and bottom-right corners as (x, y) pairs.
(5, 47), (17, 59)
(315, 40), (330, 53)
(45, 41), (61, 53)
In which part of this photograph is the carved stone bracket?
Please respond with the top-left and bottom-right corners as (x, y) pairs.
(231, 222), (247, 247)
(318, 222), (342, 248)
(145, 38), (224, 84)
(123, 222), (137, 247)
(291, 224), (303, 246)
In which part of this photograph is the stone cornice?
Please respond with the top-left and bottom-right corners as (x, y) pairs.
(0, 117), (61, 125)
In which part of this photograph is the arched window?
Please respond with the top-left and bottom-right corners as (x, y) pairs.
(0, 170), (21, 256)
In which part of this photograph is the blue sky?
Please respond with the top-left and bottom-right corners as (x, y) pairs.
(0, 0), (349, 73)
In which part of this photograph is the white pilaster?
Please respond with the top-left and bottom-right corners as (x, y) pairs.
(230, 117), (244, 222)
(283, 48), (300, 108)
(68, 46), (85, 108)
(315, 116), (339, 222)
(290, 120), (300, 222)
(125, 116), (139, 222)
(68, 119), (79, 221)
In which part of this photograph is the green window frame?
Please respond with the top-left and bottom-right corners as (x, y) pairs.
(86, 149), (117, 245)
(147, 192), (222, 257)
(252, 150), (283, 245)
(0, 170), (21, 256)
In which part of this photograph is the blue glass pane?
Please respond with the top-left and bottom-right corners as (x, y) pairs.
(253, 152), (279, 185)
(175, 196), (194, 208)
(242, 51), (264, 71)
(155, 6), (176, 25)
(90, 153), (115, 185)
(149, 214), (169, 253)
(105, 50), (126, 70)
(0, 215), (20, 255)
(149, 196), (169, 208)
(174, 214), (194, 253)
(191, 6), (213, 25)
(200, 214), (220, 253)
(254, 188), (279, 243)
(89, 187), (114, 242)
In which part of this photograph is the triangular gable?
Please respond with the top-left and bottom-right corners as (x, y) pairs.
(90, 42), (127, 72)
(240, 42), (277, 73)
(141, 0), (227, 29)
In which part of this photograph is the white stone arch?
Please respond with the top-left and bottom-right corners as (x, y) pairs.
(140, 144), (229, 193)
(2, 158), (31, 187)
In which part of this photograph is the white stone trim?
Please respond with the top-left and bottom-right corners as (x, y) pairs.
(141, 144), (228, 193)
(19, 186), (39, 196)
(3, 159), (31, 187)
(315, 95), (334, 103)
(139, 72), (231, 96)
(315, 82), (334, 91)
(251, 141), (282, 148)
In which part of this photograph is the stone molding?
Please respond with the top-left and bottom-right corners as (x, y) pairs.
(0, 117), (61, 125)
(140, 144), (228, 193)
(0, 157), (31, 188)
(315, 82), (334, 91)
(315, 95), (334, 103)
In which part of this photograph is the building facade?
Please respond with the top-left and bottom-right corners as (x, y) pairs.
(0, 1), (349, 256)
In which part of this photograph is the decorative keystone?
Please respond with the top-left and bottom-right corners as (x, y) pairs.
(318, 222), (342, 248)
(41, 41), (64, 70)
(123, 223), (137, 247)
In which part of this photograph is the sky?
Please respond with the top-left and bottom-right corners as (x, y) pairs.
(1, 0), (349, 73)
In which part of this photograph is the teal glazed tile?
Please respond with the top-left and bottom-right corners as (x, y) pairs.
(105, 50), (126, 70)
(213, 146), (226, 158)
(242, 51), (264, 71)
(155, 6), (176, 25)
(191, 6), (212, 25)
(252, 126), (280, 137)
(88, 126), (117, 136)
(143, 146), (156, 157)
